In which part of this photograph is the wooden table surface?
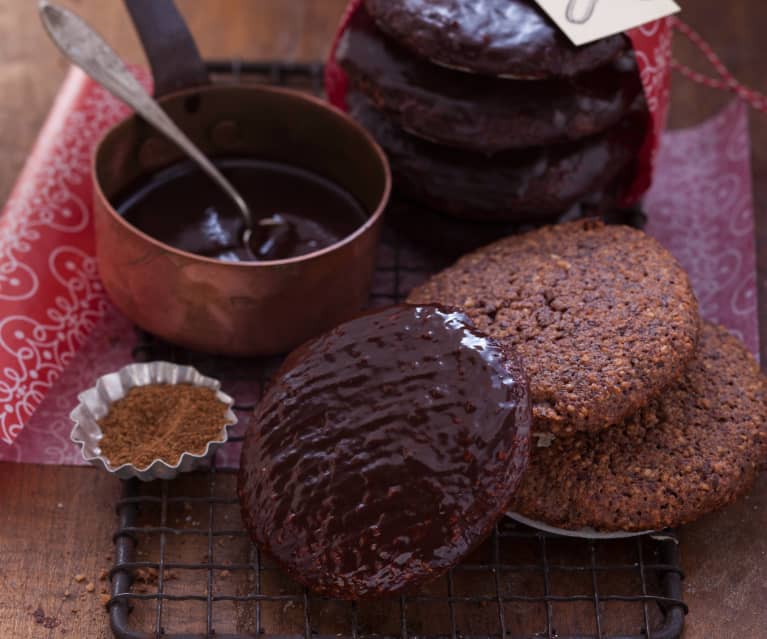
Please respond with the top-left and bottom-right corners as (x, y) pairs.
(1, 2), (766, 638)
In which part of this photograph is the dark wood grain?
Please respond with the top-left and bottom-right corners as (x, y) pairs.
(0, 1), (766, 638)
(0, 463), (123, 638)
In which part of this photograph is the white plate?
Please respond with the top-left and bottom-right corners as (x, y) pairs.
(506, 511), (654, 540)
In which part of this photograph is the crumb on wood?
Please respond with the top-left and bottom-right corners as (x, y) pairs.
(133, 567), (178, 586)
(32, 607), (62, 629)
(85, 582), (95, 593)
(73, 574), (86, 583)
(184, 514), (201, 526)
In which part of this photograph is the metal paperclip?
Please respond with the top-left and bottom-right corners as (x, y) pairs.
(566, 0), (599, 24)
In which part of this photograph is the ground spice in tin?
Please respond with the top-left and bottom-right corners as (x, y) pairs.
(97, 384), (229, 469)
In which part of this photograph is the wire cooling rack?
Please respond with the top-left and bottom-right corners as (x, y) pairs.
(108, 60), (686, 639)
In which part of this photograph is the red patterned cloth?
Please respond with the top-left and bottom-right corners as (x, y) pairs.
(0, 68), (151, 446)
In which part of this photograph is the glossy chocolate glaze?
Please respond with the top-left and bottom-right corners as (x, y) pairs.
(349, 93), (645, 221)
(364, 0), (629, 78)
(114, 158), (368, 262)
(339, 8), (643, 153)
(238, 304), (531, 599)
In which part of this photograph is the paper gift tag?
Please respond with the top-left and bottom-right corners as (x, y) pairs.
(534, 0), (680, 46)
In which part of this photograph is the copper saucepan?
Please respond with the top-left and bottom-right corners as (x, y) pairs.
(92, 1), (391, 356)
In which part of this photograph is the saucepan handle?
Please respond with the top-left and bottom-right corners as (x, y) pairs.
(123, 0), (210, 98)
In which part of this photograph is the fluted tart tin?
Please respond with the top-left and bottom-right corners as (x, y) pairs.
(70, 361), (237, 481)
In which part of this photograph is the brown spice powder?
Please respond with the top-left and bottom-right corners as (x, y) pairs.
(97, 384), (228, 469)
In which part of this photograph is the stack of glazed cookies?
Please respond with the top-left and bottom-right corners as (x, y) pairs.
(408, 220), (767, 533)
(338, 0), (647, 223)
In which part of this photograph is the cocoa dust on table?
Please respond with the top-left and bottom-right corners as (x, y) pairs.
(97, 384), (228, 469)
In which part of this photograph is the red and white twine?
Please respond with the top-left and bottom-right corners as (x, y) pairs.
(671, 17), (767, 114)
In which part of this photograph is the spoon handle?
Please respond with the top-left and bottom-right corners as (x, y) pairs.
(38, 0), (253, 228)
(123, 0), (210, 98)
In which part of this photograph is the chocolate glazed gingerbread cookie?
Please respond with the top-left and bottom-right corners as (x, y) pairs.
(407, 220), (701, 435)
(349, 93), (642, 221)
(509, 323), (767, 532)
(364, 0), (629, 78)
(238, 305), (531, 599)
(338, 8), (644, 153)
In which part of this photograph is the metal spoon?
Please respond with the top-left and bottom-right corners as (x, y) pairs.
(38, 0), (260, 248)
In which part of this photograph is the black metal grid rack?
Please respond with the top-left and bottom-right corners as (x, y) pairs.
(108, 61), (687, 639)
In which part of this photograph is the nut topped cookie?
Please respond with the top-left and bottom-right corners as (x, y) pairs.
(508, 323), (767, 532)
(407, 220), (700, 434)
(364, 0), (629, 78)
(238, 305), (531, 599)
(338, 7), (644, 153)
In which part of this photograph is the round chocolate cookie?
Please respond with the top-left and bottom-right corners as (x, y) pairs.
(364, 0), (629, 78)
(338, 8), (644, 153)
(508, 323), (767, 532)
(407, 220), (701, 435)
(386, 176), (637, 260)
(348, 93), (642, 221)
(238, 304), (531, 599)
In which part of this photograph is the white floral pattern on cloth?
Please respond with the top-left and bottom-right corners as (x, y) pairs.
(622, 17), (673, 202)
(644, 99), (759, 356)
(0, 301), (136, 464)
(0, 67), (151, 446)
(0, 76), (759, 466)
(630, 18), (673, 119)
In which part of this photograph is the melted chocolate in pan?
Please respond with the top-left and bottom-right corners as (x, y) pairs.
(113, 158), (368, 262)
